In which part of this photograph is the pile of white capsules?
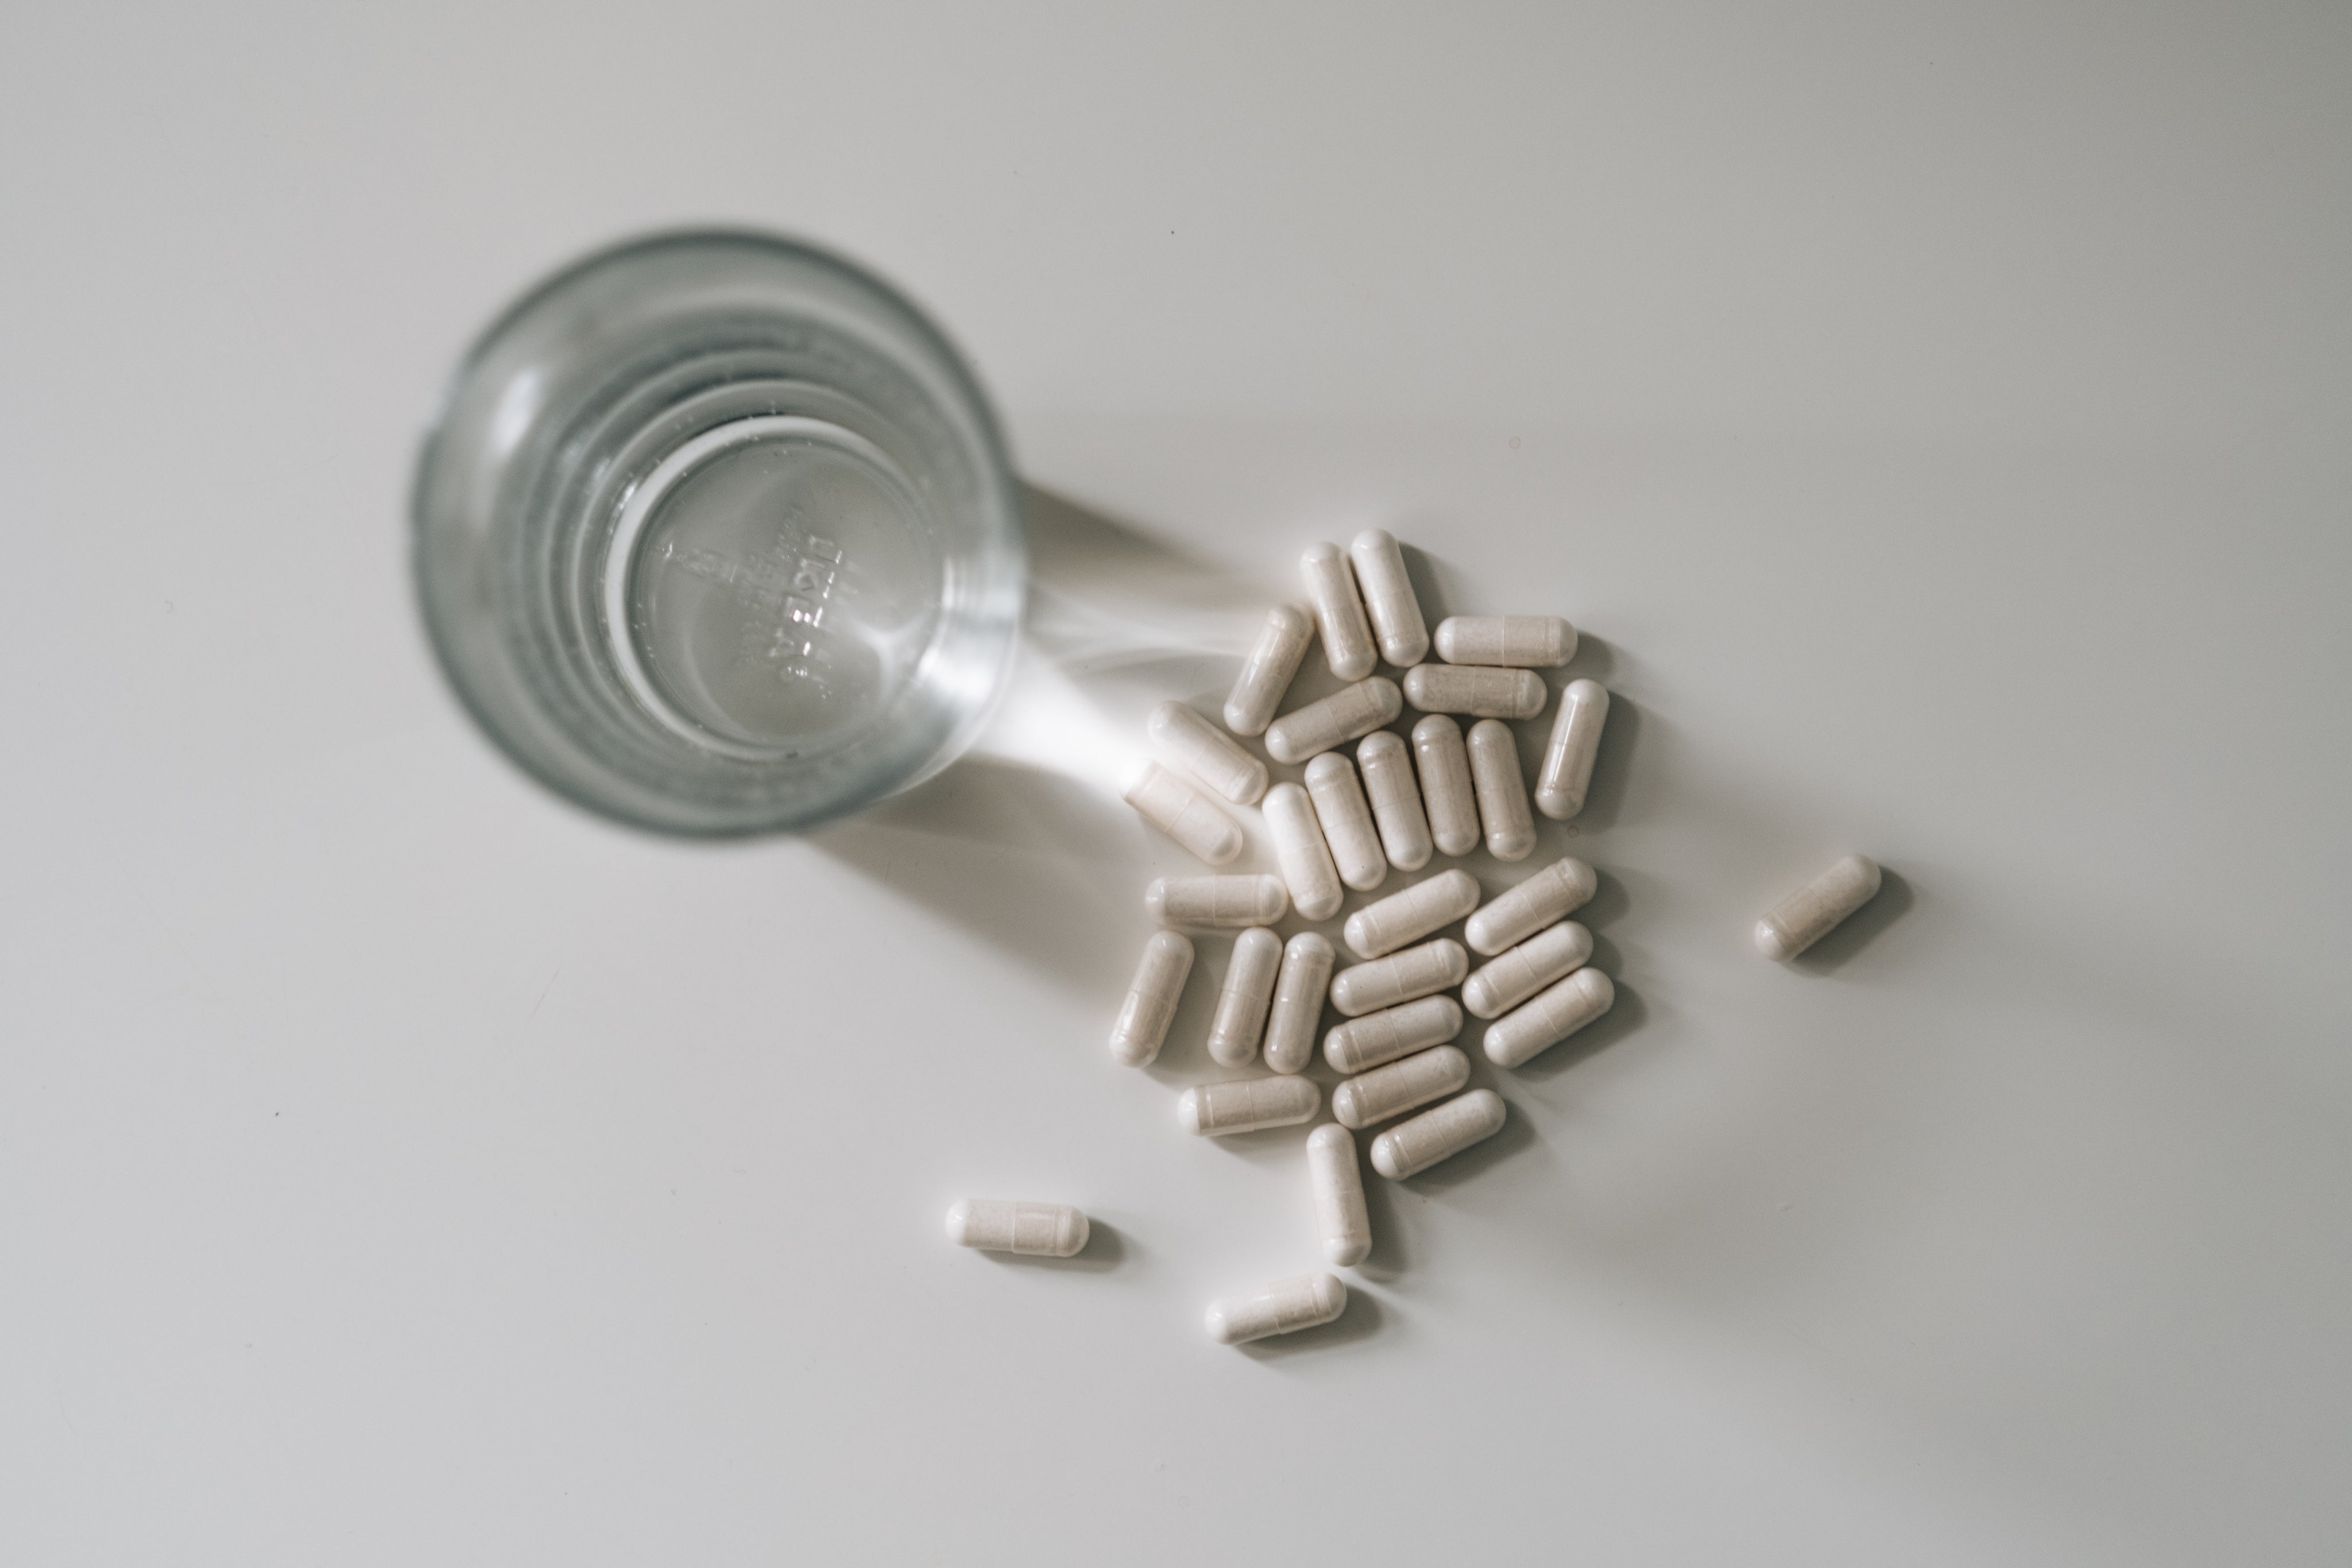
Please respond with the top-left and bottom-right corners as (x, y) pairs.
(945, 531), (1884, 1347)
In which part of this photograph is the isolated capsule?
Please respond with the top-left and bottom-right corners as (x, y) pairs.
(1371, 1089), (1508, 1179)
(1205, 1273), (1347, 1345)
(1324, 994), (1464, 1074)
(1264, 677), (1402, 765)
(1306, 1124), (1373, 1267)
(1178, 1074), (1321, 1136)
(1225, 604), (1314, 737)
(1357, 730), (1433, 870)
(1433, 614), (1577, 668)
(1348, 529), (1429, 667)
(1332, 1044), (1472, 1130)
(1411, 714), (1481, 857)
(1206, 927), (1283, 1066)
(1306, 752), (1386, 893)
(1755, 854), (1882, 960)
(1264, 782), (1344, 923)
(1301, 542), (1378, 681)
(1110, 930), (1193, 1066)
(1467, 719), (1535, 862)
(1262, 932), (1335, 1075)
(1150, 699), (1268, 806)
(1535, 679), (1609, 820)
(1147, 874), (1290, 929)
(1463, 921), (1592, 1019)
(1464, 854), (1597, 955)
(1402, 664), (1548, 721)
(1343, 867), (1482, 958)
(1330, 937), (1469, 1017)
(1483, 967), (1614, 1067)
(1123, 762), (1244, 866)
(945, 1200), (1090, 1257)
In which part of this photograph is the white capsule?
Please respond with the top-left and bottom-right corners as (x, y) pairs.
(1356, 730), (1433, 870)
(1467, 719), (1535, 862)
(1433, 614), (1577, 668)
(1306, 1124), (1372, 1267)
(1410, 714), (1480, 857)
(1330, 937), (1469, 1017)
(1324, 993), (1464, 1074)
(1463, 921), (1593, 1019)
(1348, 529), (1429, 667)
(1206, 927), (1283, 1067)
(1305, 752), (1386, 893)
(1342, 866), (1481, 958)
(1332, 1044), (1472, 1130)
(1224, 604), (1314, 737)
(1402, 664), (1548, 721)
(1464, 854), (1598, 955)
(1149, 699), (1268, 806)
(1301, 541), (1378, 681)
(1110, 930), (1194, 1066)
(945, 1199), (1090, 1257)
(1484, 967), (1614, 1067)
(1264, 677), (1402, 765)
(1205, 1272), (1348, 1345)
(1535, 678), (1610, 820)
(1264, 782), (1345, 923)
(1755, 854), (1883, 961)
(1147, 874), (1290, 929)
(1371, 1088), (1507, 1179)
(1178, 1074), (1321, 1136)
(1263, 931), (1335, 1075)
(1123, 762), (1244, 866)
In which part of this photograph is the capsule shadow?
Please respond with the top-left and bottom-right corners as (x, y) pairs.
(1569, 690), (1639, 834)
(1237, 1287), (1386, 1360)
(982, 1219), (1128, 1274)
(1353, 1150), (1414, 1280)
(1792, 867), (1915, 976)
(1396, 540), (1472, 628)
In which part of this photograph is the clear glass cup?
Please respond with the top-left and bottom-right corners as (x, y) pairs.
(412, 230), (1026, 835)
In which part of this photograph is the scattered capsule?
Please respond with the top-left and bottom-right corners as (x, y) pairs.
(1357, 730), (1433, 870)
(945, 1199), (1090, 1257)
(1206, 927), (1283, 1066)
(1371, 1089), (1507, 1179)
(1332, 1044), (1472, 1130)
(1150, 699), (1268, 805)
(1324, 993), (1464, 1074)
(1123, 762), (1244, 865)
(1147, 874), (1290, 929)
(1463, 921), (1592, 1019)
(1263, 932), (1335, 1074)
(1109, 930), (1194, 1066)
(1484, 967), (1614, 1067)
(1306, 1125), (1373, 1267)
(1535, 678), (1609, 820)
(1348, 529), (1429, 667)
(1464, 854), (1597, 954)
(1225, 604), (1314, 737)
(1343, 867), (1481, 958)
(1305, 752), (1387, 893)
(1178, 1074), (1321, 1136)
(1264, 677), (1403, 765)
(1467, 719), (1535, 862)
(1301, 542), (1378, 681)
(1330, 937), (1469, 1017)
(1755, 854), (1882, 961)
(1402, 664), (1548, 721)
(1433, 614), (1577, 668)
(1264, 782), (1345, 923)
(1205, 1273), (1348, 1345)
(1411, 714), (1481, 857)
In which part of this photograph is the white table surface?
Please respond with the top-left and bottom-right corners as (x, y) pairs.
(5, 5), (2349, 1563)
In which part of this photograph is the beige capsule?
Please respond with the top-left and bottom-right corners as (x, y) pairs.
(1306, 1124), (1372, 1267)
(1433, 614), (1577, 668)
(1342, 866), (1482, 959)
(1332, 1044), (1472, 1130)
(1178, 1074), (1321, 1136)
(1463, 921), (1592, 1019)
(1535, 678), (1609, 820)
(1206, 927), (1283, 1067)
(1464, 854), (1597, 955)
(1402, 664), (1548, 721)
(1302, 542), (1378, 681)
(1324, 993), (1464, 1074)
(1330, 937), (1469, 1017)
(1357, 730), (1433, 870)
(1123, 762), (1244, 866)
(1264, 782), (1344, 923)
(1225, 604), (1314, 737)
(1467, 719), (1535, 862)
(1206, 1273), (1347, 1345)
(1109, 930), (1193, 1066)
(1306, 751), (1386, 893)
(1264, 677), (1403, 765)
(1348, 529), (1429, 667)
(1147, 874), (1290, 929)
(1411, 714), (1481, 857)
(1371, 1089), (1507, 1178)
(1150, 699), (1268, 805)
(1262, 932), (1335, 1075)
(945, 1200), (1090, 1257)
(1484, 967), (1614, 1067)
(1755, 854), (1883, 960)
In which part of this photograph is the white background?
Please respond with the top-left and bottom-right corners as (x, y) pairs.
(5, 4), (2350, 1563)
